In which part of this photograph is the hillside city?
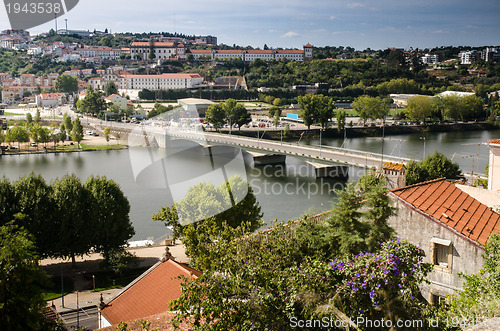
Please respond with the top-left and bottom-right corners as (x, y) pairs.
(1, 25), (500, 331)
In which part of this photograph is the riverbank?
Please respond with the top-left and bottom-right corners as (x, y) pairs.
(218, 121), (500, 140)
(0, 134), (127, 156)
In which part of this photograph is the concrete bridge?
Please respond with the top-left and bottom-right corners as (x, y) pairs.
(129, 126), (407, 171)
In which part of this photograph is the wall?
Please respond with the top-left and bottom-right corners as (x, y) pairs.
(388, 194), (485, 301)
(489, 145), (500, 191)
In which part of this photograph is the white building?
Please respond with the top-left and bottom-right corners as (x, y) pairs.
(35, 93), (66, 107)
(187, 44), (313, 62)
(122, 73), (204, 90)
(130, 41), (177, 61)
(459, 50), (482, 65)
(421, 54), (440, 64)
(74, 47), (121, 60)
(487, 139), (500, 192)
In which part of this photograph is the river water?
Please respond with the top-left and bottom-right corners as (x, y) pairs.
(0, 129), (498, 241)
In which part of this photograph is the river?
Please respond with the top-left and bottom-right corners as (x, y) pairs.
(0, 129), (497, 241)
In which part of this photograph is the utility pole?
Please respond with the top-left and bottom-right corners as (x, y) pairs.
(65, 19), (68, 35)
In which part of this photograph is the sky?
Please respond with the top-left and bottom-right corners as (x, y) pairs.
(1, 0), (499, 50)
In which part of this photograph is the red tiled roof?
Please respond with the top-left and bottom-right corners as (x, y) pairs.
(276, 50), (303, 54)
(245, 50), (274, 54)
(123, 73), (203, 79)
(188, 49), (212, 54)
(304, 43), (313, 47)
(215, 50), (243, 54)
(131, 42), (174, 47)
(383, 162), (406, 171)
(100, 259), (200, 325)
(487, 139), (500, 145)
(390, 178), (500, 246)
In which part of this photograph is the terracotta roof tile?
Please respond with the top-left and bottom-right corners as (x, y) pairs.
(391, 178), (500, 246)
(100, 259), (200, 325)
(487, 139), (500, 145)
(383, 162), (406, 171)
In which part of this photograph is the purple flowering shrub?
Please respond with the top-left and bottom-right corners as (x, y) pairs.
(292, 239), (432, 326)
(171, 232), (432, 330)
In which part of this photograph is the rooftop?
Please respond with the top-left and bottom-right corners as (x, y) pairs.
(100, 259), (200, 326)
(390, 178), (500, 246)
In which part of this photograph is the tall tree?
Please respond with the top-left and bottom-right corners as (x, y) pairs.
(406, 152), (462, 185)
(205, 104), (226, 131)
(85, 176), (135, 261)
(54, 74), (78, 93)
(71, 117), (84, 147)
(80, 86), (107, 116)
(62, 113), (73, 132)
(405, 96), (436, 122)
(52, 175), (92, 265)
(14, 173), (56, 258)
(298, 94), (334, 129)
(0, 177), (16, 226)
(352, 95), (390, 124)
(0, 222), (50, 331)
(223, 99), (251, 130)
(153, 175), (263, 271)
(149, 39), (156, 60)
(104, 81), (118, 96)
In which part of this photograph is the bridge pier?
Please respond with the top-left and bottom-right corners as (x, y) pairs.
(306, 162), (349, 179)
(247, 151), (286, 166)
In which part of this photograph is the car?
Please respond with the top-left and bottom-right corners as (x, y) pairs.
(86, 130), (93, 135)
(30, 142), (37, 147)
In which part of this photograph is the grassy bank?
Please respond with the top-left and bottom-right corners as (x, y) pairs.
(0, 143), (127, 156)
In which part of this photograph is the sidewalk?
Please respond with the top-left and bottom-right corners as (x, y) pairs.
(44, 242), (189, 313)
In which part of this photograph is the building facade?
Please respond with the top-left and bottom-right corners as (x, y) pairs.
(389, 179), (500, 303)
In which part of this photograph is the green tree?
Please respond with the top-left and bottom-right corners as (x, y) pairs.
(8, 126), (29, 150)
(0, 222), (50, 331)
(26, 112), (32, 124)
(80, 86), (107, 116)
(148, 39), (156, 60)
(71, 117), (83, 147)
(444, 234), (500, 321)
(54, 74), (78, 93)
(223, 99), (251, 131)
(14, 173), (56, 258)
(298, 94), (334, 129)
(352, 95), (390, 124)
(62, 113), (73, 132)
(34, 108), (41, 123)
(103, 126), (111, 144)
(104, 81), (118, 96)
(405, 96), (436, 122)
(406, 152), (462, 185)
(38, 127), (50, 148)
(205, 103), (226, 131)
(0, 177), (16, 226)
(85, 176), (135, 261)
(336, 110), (346, 133)
(28, 123), (41, 150)
(153, 175), (263, 271)
(52, 175), (91, 265)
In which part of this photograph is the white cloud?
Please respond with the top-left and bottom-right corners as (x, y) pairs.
(281, 31), (300, 38)
(329, 16), (337, 21)
(268, 29), (279, 33)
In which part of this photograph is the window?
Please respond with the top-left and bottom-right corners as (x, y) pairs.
(430, 293), (446, 307)
(430, 238), (452, 271)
